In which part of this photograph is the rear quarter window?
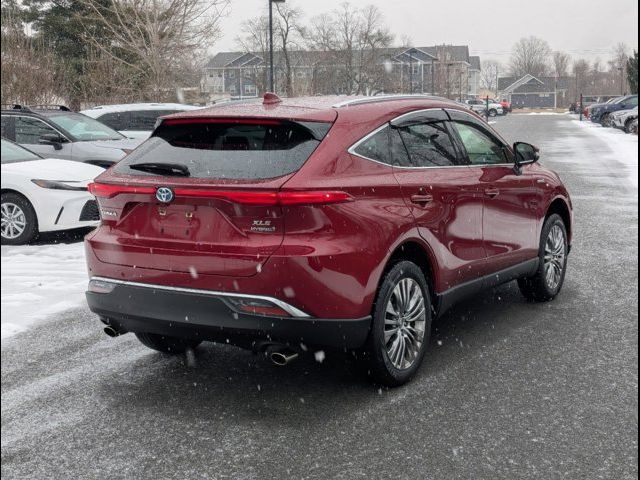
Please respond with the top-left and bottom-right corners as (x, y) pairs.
(115, 119), (332, 180)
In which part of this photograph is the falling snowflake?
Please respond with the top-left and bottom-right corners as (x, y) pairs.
(314, 350), (326, 363)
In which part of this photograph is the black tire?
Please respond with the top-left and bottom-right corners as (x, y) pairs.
(624, 118), (635, 134)
(135, 332), (201, 354)
(518, 214), (568, 302)
(600, 113), (611, 127)
(365, 261), (432, 387)
(489, 109), (498, 117)
(1, 192), (38, 245)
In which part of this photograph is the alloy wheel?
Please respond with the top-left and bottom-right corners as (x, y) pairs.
(1, 202), (27, 240)
(384, 278), (427, 370)
(544, 225), (566, 291)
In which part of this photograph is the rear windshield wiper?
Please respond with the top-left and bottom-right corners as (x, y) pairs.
(129, 162), (190, 177)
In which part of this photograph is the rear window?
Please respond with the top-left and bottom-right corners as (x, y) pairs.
(115, 119), (332, 180)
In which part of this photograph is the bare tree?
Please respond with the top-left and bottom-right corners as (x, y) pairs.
(480, 60), (501, 93)
(274, 3), (305, 97)
(508, 36), (551, 78)
(610, 43), (629, 93)
(235, 15), (270, 95)
(553, 51), (571, 77)
(78, 0), (230, 100)
(307, 2), (392, 95)
(1, 17), (67, 105)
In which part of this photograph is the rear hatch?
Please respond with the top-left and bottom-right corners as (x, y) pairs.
(90, 116), (334, 277)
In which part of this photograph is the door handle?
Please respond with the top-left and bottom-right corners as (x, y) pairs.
(484, 188), (500, 198)
(410, 194), (434, 205)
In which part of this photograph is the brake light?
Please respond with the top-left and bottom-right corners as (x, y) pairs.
(88, 183), (155, 198)
(174, 189), (354, 206)
(277, 191), (354, 206)
(88, 182), (354, 206)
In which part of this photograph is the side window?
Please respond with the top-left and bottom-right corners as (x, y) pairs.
(452, 122), (512, 165)
(14, 116), (58, 145)
(396, 121), (458, 167)
(129, 110), (176, 131)
(1, 115), (15, 140)
(353, 126), (390, 164)
(390, 129), (411, 167)
(627, 96), (638, 107)
(97, 112), (127, 131)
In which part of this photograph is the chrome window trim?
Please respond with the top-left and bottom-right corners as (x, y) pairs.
(89, 276), (311, 318)
(347, 108), (472, 170)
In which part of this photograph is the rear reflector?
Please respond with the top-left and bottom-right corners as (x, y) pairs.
(88, 182), (354, 206)
(224, 297), (291, 317)
(88, 279), (117, 294)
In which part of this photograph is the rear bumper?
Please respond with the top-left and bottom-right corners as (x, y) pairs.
(86, 278), (371, 349)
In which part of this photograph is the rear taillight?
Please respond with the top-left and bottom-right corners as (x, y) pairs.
(175, 189), (353, 206)
(88, 183), (155, 199)
(88, 182), (354, 206)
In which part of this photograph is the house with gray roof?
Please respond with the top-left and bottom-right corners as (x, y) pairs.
(498, 74), (571, 108)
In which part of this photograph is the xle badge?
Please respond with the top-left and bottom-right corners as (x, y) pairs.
(251, 220), (276, 233)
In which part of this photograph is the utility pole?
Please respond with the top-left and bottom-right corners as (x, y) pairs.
(268, 0), (286, 93)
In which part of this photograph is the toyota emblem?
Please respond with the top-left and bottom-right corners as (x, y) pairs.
(156, 187), (174, 203)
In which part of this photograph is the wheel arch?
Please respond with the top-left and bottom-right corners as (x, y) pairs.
(546, 197), (572, 245)
(377, 239), (440, 314)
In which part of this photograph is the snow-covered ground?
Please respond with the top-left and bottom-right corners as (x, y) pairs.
(573, 118), (638, 188)
(1, 242), (88, 339)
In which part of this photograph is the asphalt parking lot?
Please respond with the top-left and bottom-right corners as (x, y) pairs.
(1, 114), (638, 480)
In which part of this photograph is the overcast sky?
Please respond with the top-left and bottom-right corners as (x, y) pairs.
(216, 0), (639, 64)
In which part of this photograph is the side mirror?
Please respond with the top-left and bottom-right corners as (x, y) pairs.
(39, 133), (66, 150)
(513, 142), (539, 174)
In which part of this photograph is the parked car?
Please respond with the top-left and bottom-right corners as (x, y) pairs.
(1, 105), (143, 168)
(629, 118), (639, 135)
(581, 96), (621, 118)
(465, 98), (504, 117)
(85, 94), (573, 387)
(591, 95), (638, 126)
(81, 103), (204, 140)
(1, 138), (104, 244)
(498, 99), (512, 113)
(611, 107), (638, 133)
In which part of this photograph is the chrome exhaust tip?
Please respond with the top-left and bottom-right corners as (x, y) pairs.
(266, 346), (299, 366)
(103, 326), (121, 338)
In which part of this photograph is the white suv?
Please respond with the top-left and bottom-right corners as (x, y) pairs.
(465, 99), (504, 117)
(81, 103), (203, 139)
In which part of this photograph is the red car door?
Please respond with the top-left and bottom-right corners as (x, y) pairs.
(389, 109), (487, 292)
(447, 110), (538, 273)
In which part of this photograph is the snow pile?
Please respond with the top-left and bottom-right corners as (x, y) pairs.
(574, 120), (639, 188)
(1, 242), (87, 339)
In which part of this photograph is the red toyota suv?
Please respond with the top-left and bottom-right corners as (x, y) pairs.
(85, 94), (572, 386)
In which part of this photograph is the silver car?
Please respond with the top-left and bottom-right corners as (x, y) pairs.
(1, 105), (143, 167)
(611, 106), (638, 133)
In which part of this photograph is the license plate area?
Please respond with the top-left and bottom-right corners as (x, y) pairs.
(155, 204), (198, 237)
